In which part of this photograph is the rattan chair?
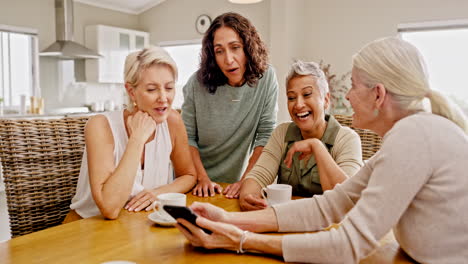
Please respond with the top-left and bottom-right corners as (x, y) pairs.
(334, 115), (382, 160)
(0, 116), (88, 237)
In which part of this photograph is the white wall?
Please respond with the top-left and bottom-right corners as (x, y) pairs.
(74, 2), (141, 44)
(300, 0), (468, 77)
(269, 0), (307, 122)
(0, 0), (141, 110)
(267, 0), (468, 122)
(3, 0), (468, 116)
(139, 0), (270, 45)
(0, 0), (56, 50)
(0, 0), (140, 50)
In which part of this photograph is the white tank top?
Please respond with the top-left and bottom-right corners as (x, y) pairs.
(70, 110), (173, 218)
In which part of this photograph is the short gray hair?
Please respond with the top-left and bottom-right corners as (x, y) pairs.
(285, 60), (329, 97)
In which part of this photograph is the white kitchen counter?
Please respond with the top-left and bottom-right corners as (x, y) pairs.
(0, 111), (100, 120)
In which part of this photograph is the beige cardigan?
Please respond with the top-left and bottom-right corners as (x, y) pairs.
(273, 113), (468, 263)
(245, 121), (363, 188)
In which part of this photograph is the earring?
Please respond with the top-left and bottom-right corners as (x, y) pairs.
(133, 101), (137, 107)
(373, 109), (379, 116)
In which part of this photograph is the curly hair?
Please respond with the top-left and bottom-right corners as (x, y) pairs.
(198, 12), (269, 94)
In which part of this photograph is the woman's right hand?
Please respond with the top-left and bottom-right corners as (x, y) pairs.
(192, 177), (223, 197)
(283, 138), (318, 168)
(126, 111), (156, 143)
(239, 193), (268, 211)
(190, 202), (229, 223)
(176, 217), (243, 252)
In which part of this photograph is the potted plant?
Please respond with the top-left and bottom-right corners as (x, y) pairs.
(319, 61), (353, 115)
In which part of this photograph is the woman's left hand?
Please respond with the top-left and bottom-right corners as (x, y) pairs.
(125, 189), (157, 212)
(283, 139), (319, 168)
(176, 216), (243, 251)
(223, 181), (243, 199)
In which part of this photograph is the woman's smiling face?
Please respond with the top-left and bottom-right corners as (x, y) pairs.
(346, 68), (377, 129)
(287, 75), (329, 134)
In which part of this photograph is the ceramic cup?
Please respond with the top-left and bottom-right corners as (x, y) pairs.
(150, 193), (186, 221)
(261, 184), (292, 205)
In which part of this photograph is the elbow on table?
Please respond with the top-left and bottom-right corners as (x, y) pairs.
(100, 206), (122, 220)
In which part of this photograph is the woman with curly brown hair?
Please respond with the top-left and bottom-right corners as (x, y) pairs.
(181, 12), (278, 198)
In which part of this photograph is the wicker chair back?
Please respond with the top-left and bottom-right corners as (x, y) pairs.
(0, 117), (88, 237)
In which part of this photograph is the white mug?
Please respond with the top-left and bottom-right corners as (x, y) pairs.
(150, 193), (186, 221)
(261, 184), (292, 205)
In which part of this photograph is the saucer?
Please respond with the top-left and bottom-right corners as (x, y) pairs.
(148, 211), (176, 226)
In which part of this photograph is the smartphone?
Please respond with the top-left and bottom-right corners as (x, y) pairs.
(163, 205), (212, 234)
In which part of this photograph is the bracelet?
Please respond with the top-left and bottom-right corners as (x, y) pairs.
(237, 230), (250, 254)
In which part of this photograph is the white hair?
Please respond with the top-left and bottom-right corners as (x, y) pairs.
(353, 37), (468, 133)
(286, 60), (329, 98)
(124, 46), (178, 110)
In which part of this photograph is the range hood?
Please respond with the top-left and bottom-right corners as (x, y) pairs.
(40, 0), (101, 59)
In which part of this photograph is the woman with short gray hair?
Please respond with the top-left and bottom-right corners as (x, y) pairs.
(239, 60), (363, 211)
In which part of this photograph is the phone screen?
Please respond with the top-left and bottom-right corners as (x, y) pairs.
(163, 205), (212, 234)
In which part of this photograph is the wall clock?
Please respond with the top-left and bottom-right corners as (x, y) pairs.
(195, 14), (212, 35)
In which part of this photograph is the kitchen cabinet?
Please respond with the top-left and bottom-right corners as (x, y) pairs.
(85, 25), (149, 83)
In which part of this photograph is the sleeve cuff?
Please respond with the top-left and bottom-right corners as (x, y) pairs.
(254, 138), (268, 148)
(188, 139), (198, 148)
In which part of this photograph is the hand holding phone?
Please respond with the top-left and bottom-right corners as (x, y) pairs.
(163, 205), (213, 234)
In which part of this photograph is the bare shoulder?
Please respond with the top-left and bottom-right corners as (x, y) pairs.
(166, 109), (187, 145)
(166, 109), (184, 129)
(85, 114), (113, 141)
(85, 114), (107, 131)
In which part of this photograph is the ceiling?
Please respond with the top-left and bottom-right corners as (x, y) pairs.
(74, 0), (167, 15)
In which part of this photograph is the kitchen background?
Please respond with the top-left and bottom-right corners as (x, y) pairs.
(1, 0), (468, 241)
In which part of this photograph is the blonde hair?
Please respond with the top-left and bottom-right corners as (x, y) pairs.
(285, 60), (329, 98)
(353, 37), (468, 133)
(124, 46), (178, 110)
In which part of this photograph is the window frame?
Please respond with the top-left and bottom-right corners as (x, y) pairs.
(0, 24), (40, 109)
(159, 39), (202, 110)
(398, 19), (468, 115)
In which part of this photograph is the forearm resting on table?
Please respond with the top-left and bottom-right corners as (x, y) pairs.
(243, 232), (283, 256)
(152, 175), (196, 195)
(227, 207), (279, 233)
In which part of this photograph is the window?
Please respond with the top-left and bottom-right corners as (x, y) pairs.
(399, 20), (468, 114)
(0, 25), (39, 111)
(160, 40), (202, 109)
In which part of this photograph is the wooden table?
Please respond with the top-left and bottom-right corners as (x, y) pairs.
(0, 188), (414, 264)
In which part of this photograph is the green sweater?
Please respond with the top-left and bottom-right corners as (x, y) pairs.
(181, 66), (278, 183)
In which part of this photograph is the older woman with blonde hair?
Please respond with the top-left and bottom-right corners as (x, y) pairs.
(67, 46), (196, 221)
(175, 37), (468, 263)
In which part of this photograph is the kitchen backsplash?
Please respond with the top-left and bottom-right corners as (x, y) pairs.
(79, 82), (125, 110)
(40, 57), (126, 112)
